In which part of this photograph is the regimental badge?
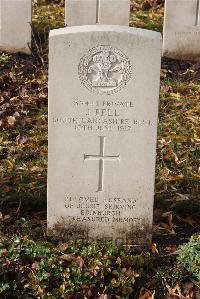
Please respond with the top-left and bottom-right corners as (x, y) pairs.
(78, 45), (132, 95)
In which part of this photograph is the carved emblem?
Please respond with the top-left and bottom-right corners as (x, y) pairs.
(78, 45), (132, 95)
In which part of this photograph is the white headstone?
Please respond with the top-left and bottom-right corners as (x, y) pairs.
(48, 25), (161, 245)
(65, 0), (130, 26)
(163, 0), (200, 61)
(65, 0), (96, 26)
(0, 0), (32, 54)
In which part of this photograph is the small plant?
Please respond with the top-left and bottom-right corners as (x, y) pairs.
(156, 265), (184, 287)
(178, 234), (200, 282)
(0, 53), (10, 63)
(0, 225), (151, 298)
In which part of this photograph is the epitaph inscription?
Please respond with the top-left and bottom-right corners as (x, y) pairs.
(78, 45), (132, 95)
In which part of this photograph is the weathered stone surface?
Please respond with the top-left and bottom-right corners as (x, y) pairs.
(163, 0), (200, 61)
(65, 0), (130, 26)
(48, 25), (162, 245)
(97, 0), (130, 25)
(65, 0), (96, 26)
(0, 0), (31, 54)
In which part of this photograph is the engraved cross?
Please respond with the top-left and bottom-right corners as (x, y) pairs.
(84, 136), (120, 192)
(195, 0), (200, 26)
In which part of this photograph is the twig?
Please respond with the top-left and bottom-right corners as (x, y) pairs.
(30, 22), (46, 70)
(15, 197), (21, 214)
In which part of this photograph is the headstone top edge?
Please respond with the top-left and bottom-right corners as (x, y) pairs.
(166, 0), (197, 2)
(49, 25), (162, 40)
(66, 0), (129, 1)
(0, 0), (31, 2)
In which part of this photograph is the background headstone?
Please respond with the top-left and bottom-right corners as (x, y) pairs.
(0, 0), (32, 54)
(163, 0), (200, 61)
(99, 0), (130, 25)
(48, 25), (162, 245)
(65, 0), (96, 26)
(65, 0), (130, 26)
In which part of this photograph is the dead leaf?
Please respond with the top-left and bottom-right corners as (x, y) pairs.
(164, 211), (173, 224)
(175, 193), (190, 201)
(164, 281), (183, 298)
(32, 261), (40, 270)
(59, 283), (65, 292)
(86, 289), (93, 298)
(93, 266), (100, 276)
(116, 256), (121, 265)
(111, 278), (117, 284)
(76, 256), (84, 268)
(81, 284), (89, 289)
(153, 209), (164, 223)
(151, 243), (158, 254)
(30, 166), (43, 172)
(60, 253), (75, 262)
(182, 281), (194, 295)
(139, 287), (155, 299)
(16, 134), (28, 144)
(7, 116), (16, 126)
(57, 243), (69, 252)
(36, 287), (44, 297)
(125, 267), (132, 278)
(169, 92), (180, 99)
(175, 215), (196, 226)
(98, 295), (109, 299)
